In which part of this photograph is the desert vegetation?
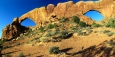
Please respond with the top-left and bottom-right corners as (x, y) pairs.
(2, 15), (115, 57)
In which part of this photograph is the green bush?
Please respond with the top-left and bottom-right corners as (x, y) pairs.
(70, 27), (77, 32)
(59, 17), (68, 23)
(45, 32), (52, 37)
(40, 37), (49, 42)
(51, 29), (59, 36)
(18, 53), (25, 57)
(53, 23), (58, 28)
(39, 26), (45, 32)
(79, 21), (86, 27)
(105, 19), (115, 28)
(103, 30), (111, 34)
(92, 23), (102, 28)
(0, 40), (4, 45)
(5, 54), (12, 57)
(59, 31), (69, 39)
(77, 29), (87, 36)
(47, 23), (58, 29)
(71, 16), (80, 24)
(107, 40), (115, 46)
(106, 32), (114, 36)
(24, 29), (32, 36)
(49, 46), (60, 54)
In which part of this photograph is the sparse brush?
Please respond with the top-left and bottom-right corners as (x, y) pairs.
(49, 46), (60, 54)
(3, 46), (11, 49)
(71, 16), (80, 24)
(24, 29), (32, 36)
(79, 21), (86, 27)
(45, 32), (52, 37)
(106, 32), (114, 36)
(91, 23), (102, 28)
(47, 23), (54, 29)
(5, 54), (12, 57)
(77, 28), (92, 36)
(40, 37), (49, 42)
(103, 30), (111, 34)
(59, 31), (69, 39)
(51, 29), (59, 36)
(70, 26), (77, 32)
(38, 26), (45, 32)
(15, 43), (20, 46)
(94, 31), (98, 33)
(107, 40), (115, 46)
(18, 53), (25, 57)
(59, 17), (68, 23)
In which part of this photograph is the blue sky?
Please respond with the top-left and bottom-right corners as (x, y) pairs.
(0, 0), (102, 38)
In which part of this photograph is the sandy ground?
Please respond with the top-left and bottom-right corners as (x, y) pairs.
(2, 27), (115, 57)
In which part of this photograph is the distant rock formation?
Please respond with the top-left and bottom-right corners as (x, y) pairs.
(2, 0), (115, 40)
(1, 17), (28, 40)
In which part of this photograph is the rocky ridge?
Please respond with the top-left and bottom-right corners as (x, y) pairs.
(2, 0), (115, 40)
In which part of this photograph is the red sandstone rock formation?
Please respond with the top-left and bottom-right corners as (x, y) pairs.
(2, 0), (115, 40)
(2, 17), (28, 40)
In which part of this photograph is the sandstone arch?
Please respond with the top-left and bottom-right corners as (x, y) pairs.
(20, 18), (36, 26)
(84, 10), (102, 15)
(84, 10), (104, 21)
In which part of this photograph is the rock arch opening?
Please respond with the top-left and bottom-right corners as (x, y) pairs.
(20, 18), (36, 27)
(84, 10), (104, 22)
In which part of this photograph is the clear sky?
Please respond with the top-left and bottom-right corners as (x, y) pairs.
(0, 0), (102, 38)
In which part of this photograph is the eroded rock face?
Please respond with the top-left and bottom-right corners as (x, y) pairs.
(2, 17), (28, 40)
(2, 0), (115, 40)
(19, 0), (115, 26)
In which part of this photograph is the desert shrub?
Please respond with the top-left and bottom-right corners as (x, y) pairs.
(45, 32), (52, 37)
(105, 19), (115, 28)
(77, 30), (87, 36)
(59, 17), (68, 23)
(70, 27), (77, 32)
(5, 54), (12, 57)
(94, 31), (98, 33)
(79, 21), (86, 27)
(3, 46), (11, 49)
(103, 30), (111, 34)
(59, 31), (70, 39)
(24, 29), (32, 36)
(47, 24), (54, 29)
(26, 41), (31, 44)
(15, 43), (20, 46)
(107, 40), (115, 46)
(39, 26), (45, 32)
(71, 16), (80, 24)
(40, 37), (49, 42)
(0, 40), (4, 45)
(18, 53), (25, 57)
(86, 29), (93, 35)
(106, 32), (114, 36)
(92, 23), (102, 28)
(49, 46), (60, 54)
(51, 29), (59, 36)
(53, 23), (58, 28)
(3, 46), (9, 49)
(77, 28), (92, 36)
